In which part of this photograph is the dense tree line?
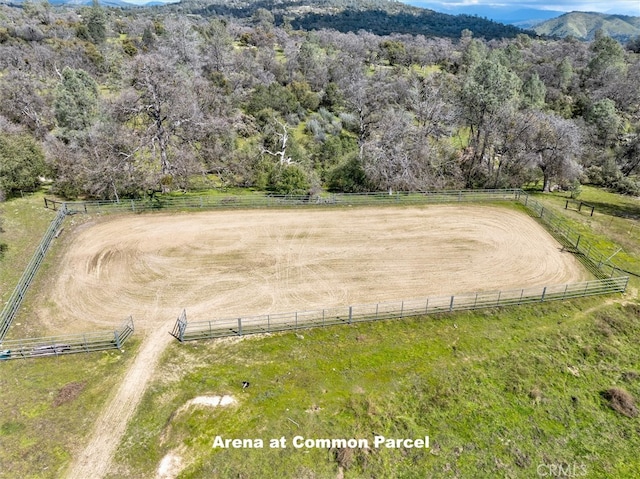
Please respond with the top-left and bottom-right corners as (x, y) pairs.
(180, 0), (532, 40)
(0, 2), (639, 201)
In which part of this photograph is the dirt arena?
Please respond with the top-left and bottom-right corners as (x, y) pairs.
(37, 205), (588, 335)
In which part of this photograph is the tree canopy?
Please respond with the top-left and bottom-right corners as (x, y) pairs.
(0, 2), (638, 199)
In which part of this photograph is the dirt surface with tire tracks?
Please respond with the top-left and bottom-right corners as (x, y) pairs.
(55, 205), (587, 478)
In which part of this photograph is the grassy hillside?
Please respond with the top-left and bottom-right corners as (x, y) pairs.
(534, 12), (640, 41)
(109, 298), (640, 478)
(0, 192), (53, 306)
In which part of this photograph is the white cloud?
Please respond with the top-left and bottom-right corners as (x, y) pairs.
(418, 0), (640, 14)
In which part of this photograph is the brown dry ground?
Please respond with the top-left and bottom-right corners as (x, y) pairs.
(40, 205), (587, 335)
(56, 204), (588, 478)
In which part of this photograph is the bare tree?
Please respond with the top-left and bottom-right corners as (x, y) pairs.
(81, 120), (144, 200)
(116, 53), (204, 191)
(261, 116), (294, 166)
(363, 108), (431, 193)
(524, 110), (583, 192)
(0, 71), (52, 137)
(406, 71), (455, 139)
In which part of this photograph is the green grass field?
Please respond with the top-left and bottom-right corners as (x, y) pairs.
(111, 299), (640, 478)
(1, 187), (639, 478)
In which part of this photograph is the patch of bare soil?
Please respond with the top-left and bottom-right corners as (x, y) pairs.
(602, 387), (639, 418)
(53, 381), (86, 407)
(43, 206), (587, 335)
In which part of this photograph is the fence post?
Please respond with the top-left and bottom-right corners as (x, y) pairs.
(295, 311), (298, 329)
(541, 287), (547, 301)
(449, 295), (454, 312)
(178, 321), (185, 343)
(473, 293), (478, 309)
(348, 306), (352, 324)
(114, 330), (121, 350)
(267, 314), (270, 331)
(539, 206), (544, 218)
(400, 301), (404, 318)
(237, 318), (242, 336)
(131, 199), (135, 212)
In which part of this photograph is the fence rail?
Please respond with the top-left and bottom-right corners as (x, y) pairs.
(20, 189), (632, 348)
(0, 206), (67, 340)
(45, 189), (522, 215)
(170, 277), (629, 341)
(515, 194), (625, 279)
(0, 316), (134, 360)
(45, 189), (625, 278)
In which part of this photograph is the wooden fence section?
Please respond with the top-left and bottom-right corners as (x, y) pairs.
(0, 206), (67, 340)
(0, 317), (134, 360)
(170, 277), (629, 342)
(565, 199), (595, 216)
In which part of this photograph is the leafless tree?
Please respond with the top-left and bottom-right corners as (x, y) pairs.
(115, 53), (205, 191)
(524, 110), (583, 191)
(0, 71), (52, 137)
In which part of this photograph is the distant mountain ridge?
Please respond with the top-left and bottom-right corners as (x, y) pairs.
(1, 0), (165, 7)
(0, 0), (532, 39)
(533, 12), (640, 41)
(176, 0), (533, 39)
(7, 0), (639, 43)
(404, 2), (564, 27)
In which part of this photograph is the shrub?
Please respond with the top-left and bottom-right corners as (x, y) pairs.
(611, 176), (640, 196)
(601, 387), (638, 418)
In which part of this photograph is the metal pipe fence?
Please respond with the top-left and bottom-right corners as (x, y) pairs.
(0, 316), (134, 360)
(171, 277), (629, 341)
(46, 189), (522, 215)
(0, 206), (67, 340)
(16, 188), (631, 349)
(46, 189), (625, 280)
(515, 193), (625, 279)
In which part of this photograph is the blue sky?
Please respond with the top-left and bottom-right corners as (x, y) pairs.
(406, 0), (640, 15)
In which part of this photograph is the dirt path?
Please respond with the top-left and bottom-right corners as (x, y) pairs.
(65, 319), (175, 479)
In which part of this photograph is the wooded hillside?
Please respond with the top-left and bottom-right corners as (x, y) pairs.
(0, 2), (639, 201)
